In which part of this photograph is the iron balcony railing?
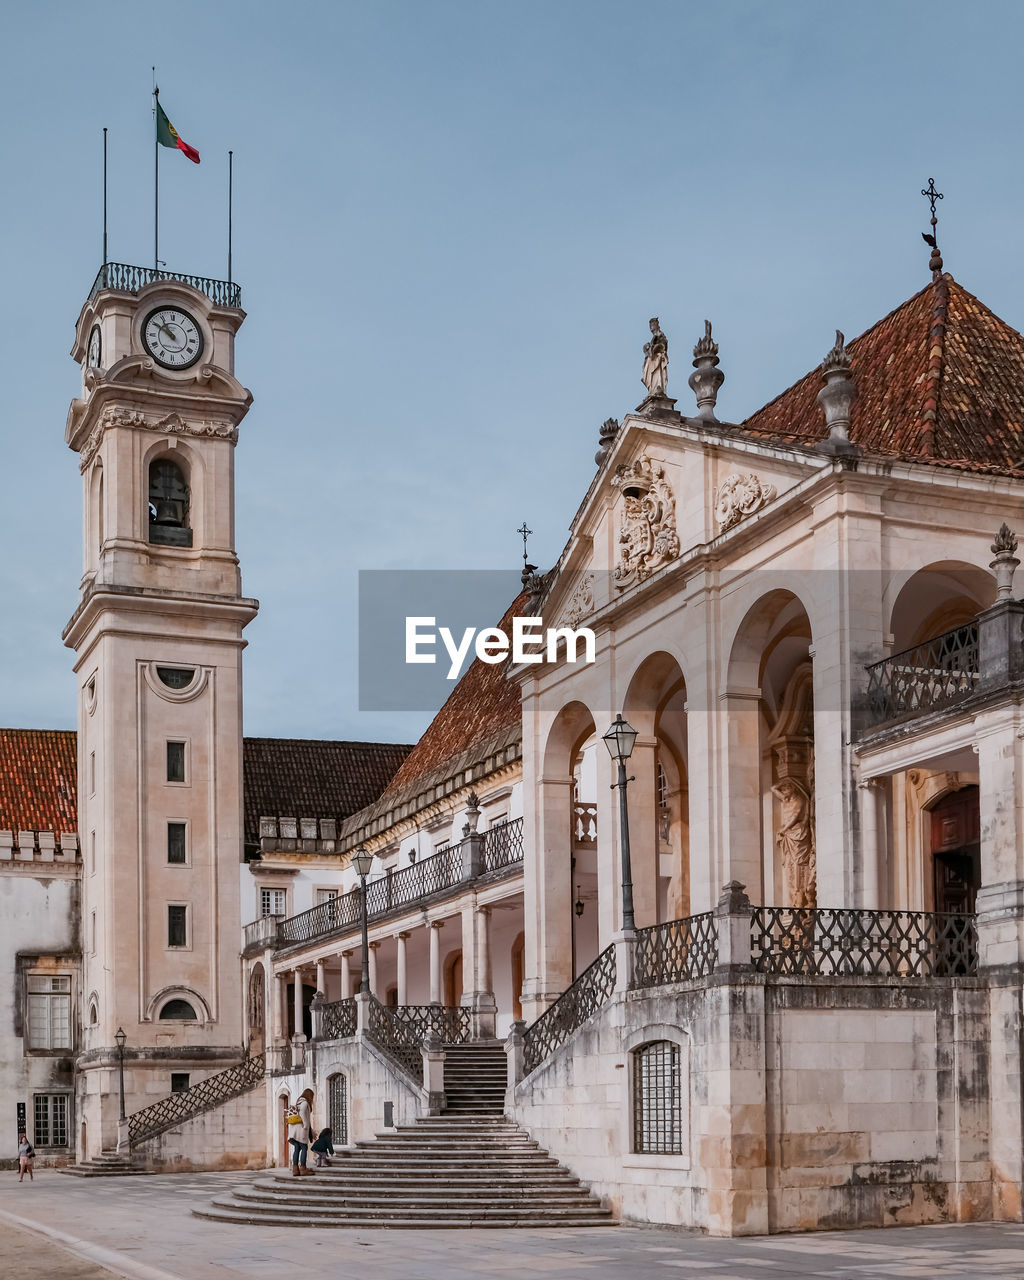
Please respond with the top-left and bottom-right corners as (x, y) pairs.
(750, 906), (978, 977)
(251, 817), (525, 952)
(865, 622), (980, 725)
(127, 1054), (265, 1146)
(522, 943), (616, 1077)
(482, 818), (525, 872)
(390, 1003), (473, 1045)
(89, 261), (242, 309)
(318, 996), (358, 1040)
(633, 912), (719, 987)
(366, 995), (424, 1082)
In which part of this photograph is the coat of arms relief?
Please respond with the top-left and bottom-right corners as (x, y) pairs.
(611, 455), (680, 588)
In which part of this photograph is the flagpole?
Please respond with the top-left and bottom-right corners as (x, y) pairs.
(153, 71), (159, 271)
(102, 127), (108, 269)
(228, 150), (233, 284)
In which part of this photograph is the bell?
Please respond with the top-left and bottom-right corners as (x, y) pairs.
(151, 497), (185, 527)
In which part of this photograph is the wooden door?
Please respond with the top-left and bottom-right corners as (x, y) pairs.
(929, 786), (980, 913)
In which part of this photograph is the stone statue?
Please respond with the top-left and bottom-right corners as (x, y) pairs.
(773, 778), (816, 908)
(642, 318), (669, 398)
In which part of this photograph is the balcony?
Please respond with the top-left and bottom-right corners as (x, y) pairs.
(89, 261), (242, 309)
(864, 621), (980, 727)
(245, 816), (525, 954)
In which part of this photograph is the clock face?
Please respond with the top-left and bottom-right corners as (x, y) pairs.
(142, 306), (204, 370)
(87, 324), (101, 369)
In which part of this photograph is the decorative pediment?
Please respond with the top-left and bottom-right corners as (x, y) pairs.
(610, 454), (680, 588)
(713, 472), (777, 531)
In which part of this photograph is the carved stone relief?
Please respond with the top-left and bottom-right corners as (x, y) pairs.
(79, 407), (238, 470)
(713, 472), (778, 531)
(560, 572), (595, 629)
(767, 663), (816, 908)
(611, 455), (680, 588)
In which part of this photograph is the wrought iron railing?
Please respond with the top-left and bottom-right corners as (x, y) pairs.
(522, 944), (617, 1076)
(277, 890), (361, 946)
(865, 622), (980, 725)
(366, 996), (424, 1082)
(89, 261), (242, 309)
(318, 996), (358, 1040)
(633, 912), (718, 988)
(127, 1054), (265, 1146)
(482, 816), (525, 872)
(391, 1004), (473, 1044)
(750, 906), (977, 977)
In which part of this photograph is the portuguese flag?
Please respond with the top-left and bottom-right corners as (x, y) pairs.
(156, 100), (200, 164)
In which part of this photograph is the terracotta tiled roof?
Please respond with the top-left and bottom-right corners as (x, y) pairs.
(0, 729), (411, 846)
(0, 729), (78, 834)
(379, 594), (526, 801)
(242, 738), (413, 846)
(740, 275), (1024, 473)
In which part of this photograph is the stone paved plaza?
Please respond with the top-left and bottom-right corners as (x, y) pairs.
(2, 1171), (1024, 1280)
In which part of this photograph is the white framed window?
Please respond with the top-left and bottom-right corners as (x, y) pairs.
(260, 887), (287, 917)
(34, 1093), (70, 1147)
(315, 888), (339, 906)
(26, 976), (72, 1051)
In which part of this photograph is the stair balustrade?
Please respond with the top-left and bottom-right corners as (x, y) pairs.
(522, 944), (616, 1076)
(632, 911), (718, 987)
(127, 1054), (265, 1146)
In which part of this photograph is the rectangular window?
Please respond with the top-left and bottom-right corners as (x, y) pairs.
(260, 887), (286, 917)
(168, 904), (187, 948)
(33, 1094), (69, 1147)
(633, 1040), (684, 1155)
(167, 822), (187, 864)
(26, 976), (72, 1051)
(315, 889), (339, 906)
(91, 911), (97, 955)
(170, 1073), (191, 1094)
(89, 751), (96, 795)
(166, 741), (186, 783)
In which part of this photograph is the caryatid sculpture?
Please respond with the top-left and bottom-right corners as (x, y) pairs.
(772, 777), (816, 909)
(642, 317), (669, 398)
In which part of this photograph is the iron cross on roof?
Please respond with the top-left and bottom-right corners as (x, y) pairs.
(517, 521), (533, 567)
(921, 177), (944, 276)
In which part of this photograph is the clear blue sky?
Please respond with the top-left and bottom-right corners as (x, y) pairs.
(2, 0), (1023, 745)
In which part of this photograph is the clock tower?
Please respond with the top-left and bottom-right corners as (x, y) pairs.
(64, 264), (258, 1159)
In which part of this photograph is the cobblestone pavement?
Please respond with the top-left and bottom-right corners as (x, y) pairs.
(3, 1170), (1024, 1280)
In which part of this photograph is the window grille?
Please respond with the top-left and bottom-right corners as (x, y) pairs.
(167, 822), (186, 864)
(328, 1072), (348, 1145)
(33, 1094), (69, 1147)
(166, 741), (186, 783)
(633, 1040), (683, 1155)
(261, 888), (286, 917)
(167, 905), (187, 948)
(157, 667), (194, 690)
(26, 976), (71, 1051)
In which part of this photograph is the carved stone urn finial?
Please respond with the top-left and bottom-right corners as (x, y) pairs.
(595, 417), (619, 467)
(991, 523), (1020, 600)
(816, 329), (859, 458)
(688, 320), (724, 421)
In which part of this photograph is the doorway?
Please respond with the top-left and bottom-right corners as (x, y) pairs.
(929, 785), (980, 913)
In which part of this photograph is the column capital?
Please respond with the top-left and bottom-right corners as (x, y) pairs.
(397, 930), (411, 941)
(429, 919), (445, 930)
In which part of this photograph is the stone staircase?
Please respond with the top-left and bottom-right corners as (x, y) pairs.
(59, 1149), (153, 1177)
(196, 1043), (613, 1228)
(195, 1115), (614, 1227)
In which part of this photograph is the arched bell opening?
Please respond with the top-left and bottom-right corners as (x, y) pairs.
(148, 456), (193, 547)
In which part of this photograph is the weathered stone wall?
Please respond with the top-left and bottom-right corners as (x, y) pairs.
(298, 1035), (424, 1151)
(134, 1084), (266, 1171)
(511, 975), (993, 1235)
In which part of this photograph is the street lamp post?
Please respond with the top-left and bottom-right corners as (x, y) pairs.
(351, 847), (374, 995)
(114, 1026), (127, 1122)
(602, 714), (638, 934)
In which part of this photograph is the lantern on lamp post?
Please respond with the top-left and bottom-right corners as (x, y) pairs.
(602, 714), (638, 934)
(114, 1026), (127, 1122)
(351, 847), (374, 995)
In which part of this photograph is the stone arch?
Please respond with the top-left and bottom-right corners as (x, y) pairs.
(141, 435), (204, 549)
(725, 590), (815, 905)
(623, 652), (690, 923)
(885, 561), (995, 652)
(145, 985), (211, 1023)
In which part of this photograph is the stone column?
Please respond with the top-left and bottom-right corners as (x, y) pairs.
(315, 957), (326, 996)
(292, 968), (305, 1042)
(857, 779), (882, 909)
(368, 941), (380, 998)
(396, 932), (409, 1006)
(272, 972), (285, 1040)
(522, 774), (574, 1021)
(719, 688), (764, 899)
(429, 921), (444, 1004)
(471, 906), (497, 1039)
(339, 950), (352, 998)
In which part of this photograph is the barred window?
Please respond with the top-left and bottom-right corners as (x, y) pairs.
(26, 975), (72, 1051)
(34, 1093), (70, 1147)
(328, 1072), (348, 1146)
(633, 1040), (683, 1155)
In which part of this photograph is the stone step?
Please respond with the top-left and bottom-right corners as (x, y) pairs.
(196, 1204), (614, 1229)
(232, 1184), (597, 1208)
(265, 1173), (585, 1191)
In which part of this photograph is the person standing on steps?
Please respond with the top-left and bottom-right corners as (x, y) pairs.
(17, 1133), (34, 1182)
(290, 1088), (316, 1177)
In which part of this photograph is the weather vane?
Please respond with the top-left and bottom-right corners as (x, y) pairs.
(921, 177), (944, 277)
(517, 521), (533, 568)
